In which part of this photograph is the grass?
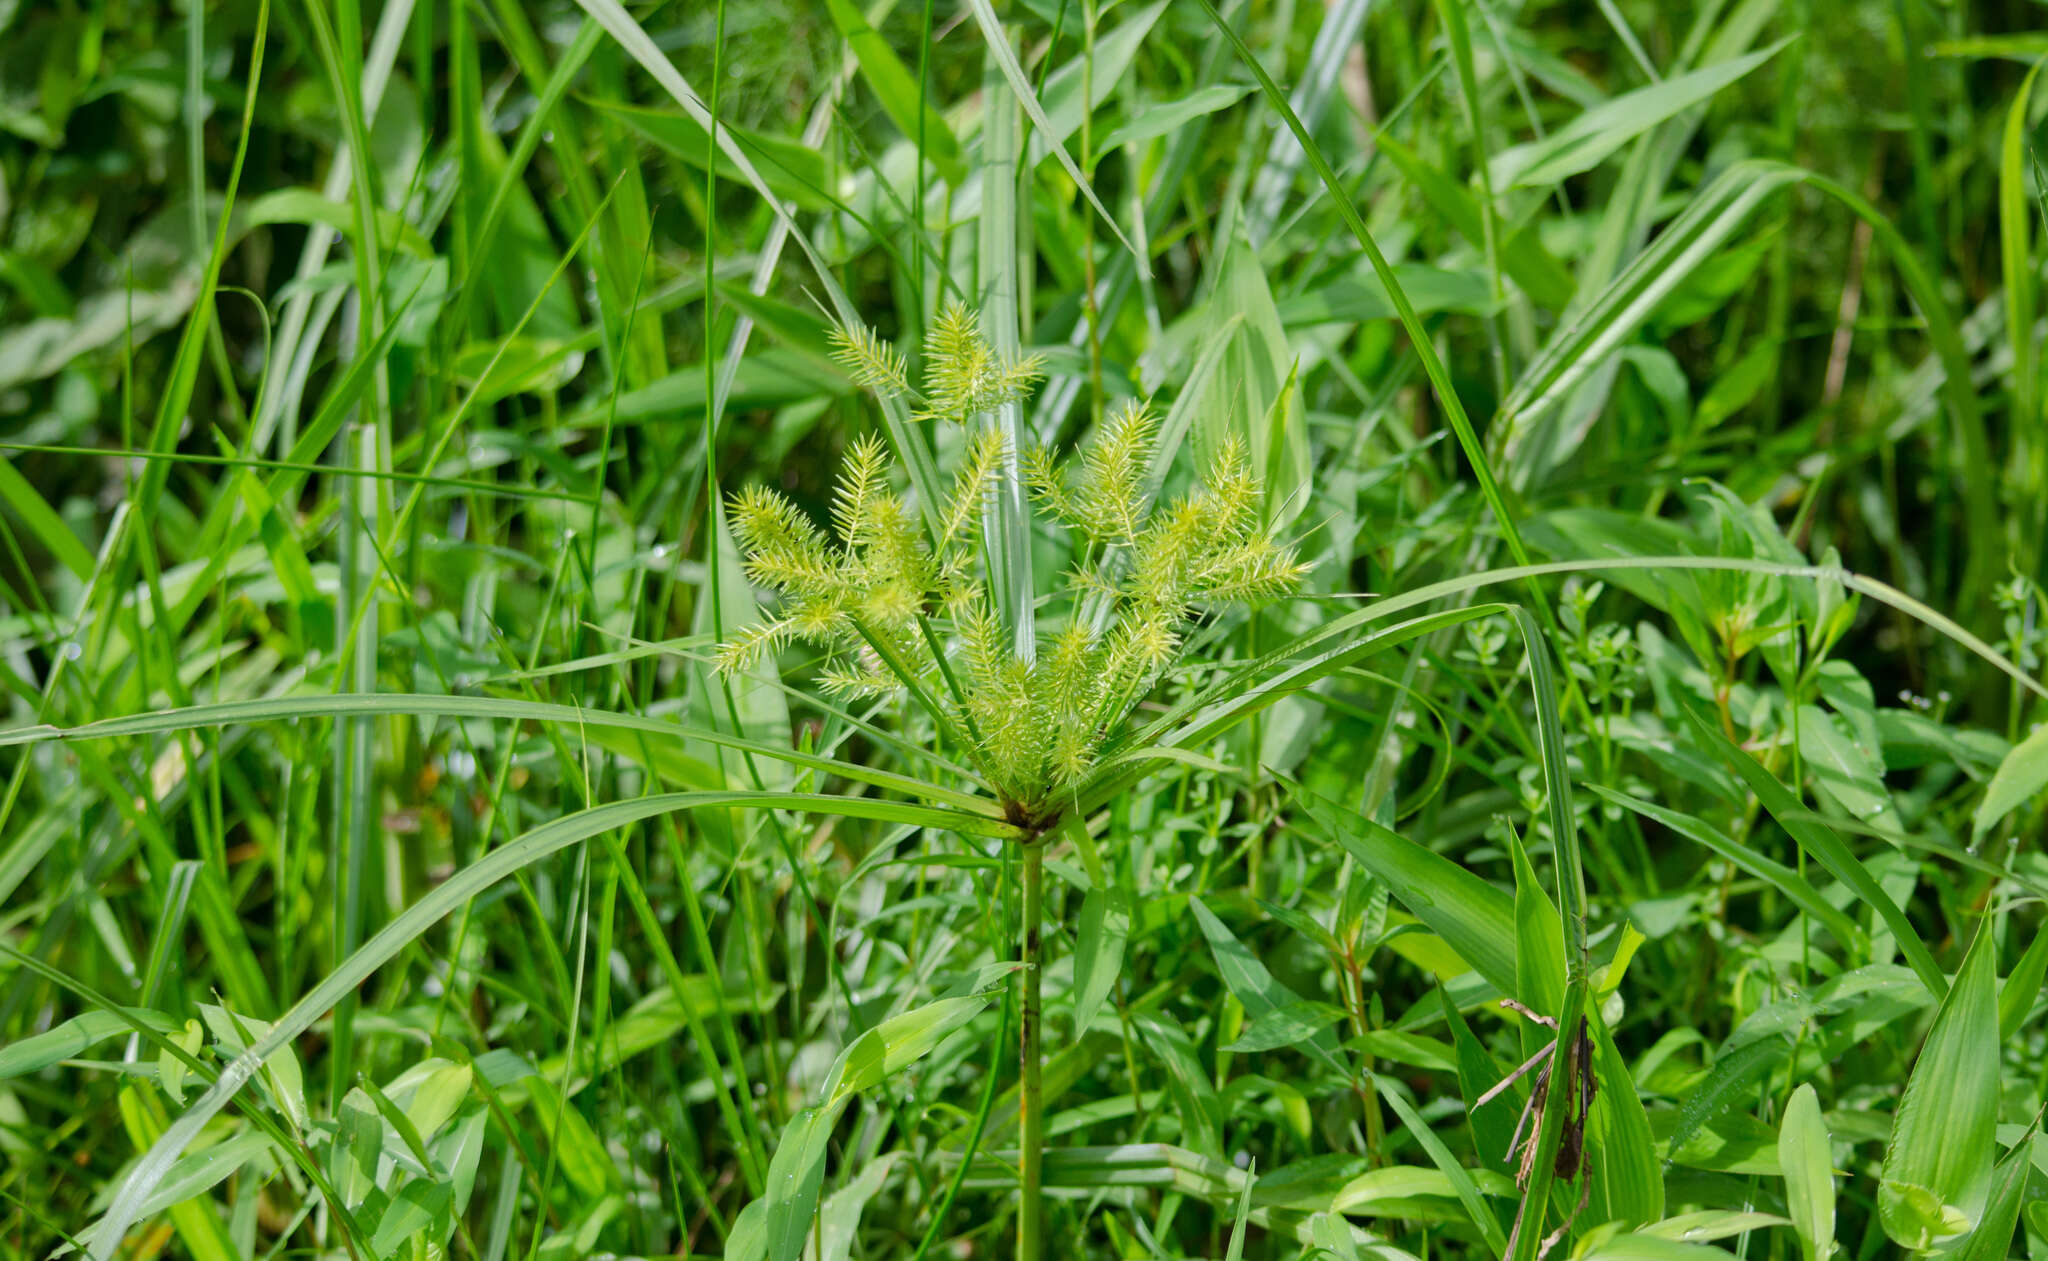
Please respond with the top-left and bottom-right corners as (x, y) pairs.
(2, 0), (2048, 1259)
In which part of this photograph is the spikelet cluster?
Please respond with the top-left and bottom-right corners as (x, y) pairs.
(917, 302), (1046, 424)
(719, 310), (1306, 821)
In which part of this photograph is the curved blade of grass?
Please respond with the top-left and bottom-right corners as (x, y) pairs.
(0, 693), (1008, 823)
(82, 788), (1013, 1260)
(1084, 605), (1510, 811)
(1498, 161), (1806, 473)
(964, 0), (1146, 275)
(1107, 556), (2047, 782)
(1587, 784), (1865, 952)
(1490, 40), (1793, 188)
(1291, 775), (1517, 996)
(1681, 706), (1946, 999)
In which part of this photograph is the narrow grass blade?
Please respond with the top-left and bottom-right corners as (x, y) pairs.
(1682, 706), (1947, 998)
(0, 693), (1009, 823)
(1587, 785), (1865, 951)
(964, 0), (1147, 274)
(2000, 61), (2045, 468)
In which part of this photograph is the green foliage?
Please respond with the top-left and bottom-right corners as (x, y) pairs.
(3, 0), (2047, 1259)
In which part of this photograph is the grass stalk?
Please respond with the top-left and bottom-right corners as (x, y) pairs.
(1017, 837), (1046, 1261)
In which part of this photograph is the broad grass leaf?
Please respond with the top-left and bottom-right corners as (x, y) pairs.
(1577, 1237), (1739, 1260)
(1668, 1036), (1791, 1159)
(1099, 84), (1254, 155)
(828, 995), (989, 1102)
(1224, 1001), (1350, 1053)
(1638, 1212), (1791, 1243)
(330, 1097), (382, 1209)
(1191, 897), (1292, 1018)
(197, 1005), (308, 1131)
(524, 1073), (619, 1198)
(368, 1181), (451, 1257)
(1879, 925), (2000, 1251)
(1134, 1012), (1225, 1157)
(242, 187), (434, 258)
(1071, 887), (1131, 1036)
(1490, 39), (1793, 187)
(1292, 779), (1516, 995)
(1509, 827), (1566, 1031)
(1973, 720), (2048, 841)
(764, 1105), (840, 1261)
(1331, 1165), (1490, 1213)
(0, 1009), (177, 1079)
(1779, 1083), (1835, 1261)
(1442, 991), (1518, 1177)
(1797, 705), (1892, 822)
(403, 1064), (472, 1147)
(760, 995), (988, 1261)
(590, 99), (833, 211)
(817, 1152), (902, 1261)
(1589, 1018), (1664, 1228)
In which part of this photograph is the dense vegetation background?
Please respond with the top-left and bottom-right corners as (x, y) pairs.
(5, 0), (2048, 1258)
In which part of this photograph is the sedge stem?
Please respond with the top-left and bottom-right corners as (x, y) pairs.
(1018, 837), (1045, 1261)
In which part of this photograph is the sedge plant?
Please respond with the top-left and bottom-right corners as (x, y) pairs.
(717, 301), (1307, 1258)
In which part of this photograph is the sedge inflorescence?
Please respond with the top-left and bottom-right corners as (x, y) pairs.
(717, 302), (1307, 819)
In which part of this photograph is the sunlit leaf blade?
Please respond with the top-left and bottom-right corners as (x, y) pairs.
(1780, 1083), (1836, 1261)
(1878, 924), (1999, 1250)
